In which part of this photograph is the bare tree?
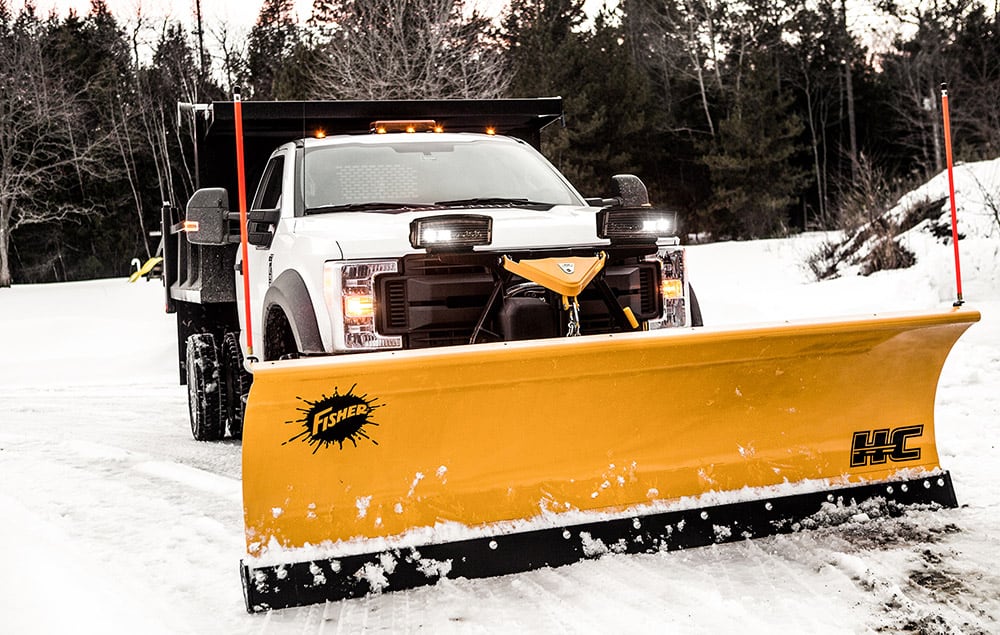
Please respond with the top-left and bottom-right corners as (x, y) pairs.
(210, 20), (250, 95)
(0, 10), (112, 287)
(629, 0), (729, 137)
(309, 0), (509, 100)
(881, 2), (971, 175)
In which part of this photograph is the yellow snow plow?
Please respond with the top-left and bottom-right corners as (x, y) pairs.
(241, 305), (979, 612)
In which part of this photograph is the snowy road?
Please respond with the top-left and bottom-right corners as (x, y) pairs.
(2, 177), (999, 635)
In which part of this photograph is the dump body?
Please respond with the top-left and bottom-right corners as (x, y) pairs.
(242, 307), (978, 559)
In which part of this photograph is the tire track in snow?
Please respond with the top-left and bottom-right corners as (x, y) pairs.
(787, 507), (998, 633)
(0, 429), (249, 631)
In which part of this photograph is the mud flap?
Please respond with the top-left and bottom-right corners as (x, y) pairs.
(241, 308), (978, 611)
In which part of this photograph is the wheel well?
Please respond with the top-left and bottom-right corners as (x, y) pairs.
(261, 270), (324, 354)
(264, 305), (298, 360)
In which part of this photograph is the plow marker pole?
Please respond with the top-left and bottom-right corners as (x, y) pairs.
(234, 91), (254, 356)
(940, 83), (965, 307)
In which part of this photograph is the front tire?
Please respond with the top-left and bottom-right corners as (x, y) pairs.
(264, 308), (299, 361)
(221, 332), (252, 439)
(186, 333), (224, 441)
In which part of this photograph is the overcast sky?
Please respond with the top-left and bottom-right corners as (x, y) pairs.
(11, 0), (314, 28)
(9, 0), (518, 29)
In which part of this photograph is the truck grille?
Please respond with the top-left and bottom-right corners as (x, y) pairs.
(376, 253), (661, 349)
(384, 279), (408, 329)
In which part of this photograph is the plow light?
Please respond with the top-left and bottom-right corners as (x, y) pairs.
(410, 215), (493, 252)
(597, 209), (679, 243)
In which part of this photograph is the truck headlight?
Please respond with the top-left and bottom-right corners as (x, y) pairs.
(410, 214), (492, 251)
(324, 260), (402, 351)
(597, 209), (679, 243)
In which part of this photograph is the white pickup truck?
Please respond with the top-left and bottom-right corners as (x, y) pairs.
(164, 99), (697, 441)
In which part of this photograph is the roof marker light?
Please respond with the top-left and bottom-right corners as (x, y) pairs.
(371, 120), (439, 134)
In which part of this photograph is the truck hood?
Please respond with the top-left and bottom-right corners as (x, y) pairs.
(289, 206), (610, 260)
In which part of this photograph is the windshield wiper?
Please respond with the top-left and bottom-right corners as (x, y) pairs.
(304, 202), (431, 215)
(434, 197), (552, 208)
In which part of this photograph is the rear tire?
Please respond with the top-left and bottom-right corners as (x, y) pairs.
(186, 333), (224, 441)
(221, 332), (252, 439)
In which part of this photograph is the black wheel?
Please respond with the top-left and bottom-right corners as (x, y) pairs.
(186, 333), (224, 441)
(689, 284), (704, 327)
(221, 332), (252, 439)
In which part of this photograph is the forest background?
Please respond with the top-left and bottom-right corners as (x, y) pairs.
(0, 0), (997, 287)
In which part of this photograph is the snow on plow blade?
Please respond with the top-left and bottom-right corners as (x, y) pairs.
(241, 308), (979, 612)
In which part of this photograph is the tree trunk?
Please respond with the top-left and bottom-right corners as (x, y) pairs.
(930, 83), (943, 173)
(841, 1), (858, 179)
(804, 79), (826, 227)
(0, 202), (12, 288)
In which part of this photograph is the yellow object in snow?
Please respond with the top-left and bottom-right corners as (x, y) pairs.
(241, 307), (979, 558)
(128, 256), (163, 283)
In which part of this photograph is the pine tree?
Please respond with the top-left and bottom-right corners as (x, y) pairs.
(501, 2), (654, 198)
(247, 0), (299, 99)
(700, 57), (810, 238)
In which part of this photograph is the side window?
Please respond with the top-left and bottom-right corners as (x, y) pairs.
(253, 156), (284, 210)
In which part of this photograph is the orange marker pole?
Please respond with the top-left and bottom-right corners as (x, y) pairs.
(234, 91), (255, 355)
(940, 83), (964, 307)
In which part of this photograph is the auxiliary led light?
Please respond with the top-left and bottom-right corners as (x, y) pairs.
(597, 208), (680, 243)
(410, 215), (493, 251)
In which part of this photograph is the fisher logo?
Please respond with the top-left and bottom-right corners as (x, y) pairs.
(558, 262), (575, 274)
(850, 425), (923, 467)
(285, 384), (382, 453)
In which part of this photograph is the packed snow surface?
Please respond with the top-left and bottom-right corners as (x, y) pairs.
(1, 160), (999, 633)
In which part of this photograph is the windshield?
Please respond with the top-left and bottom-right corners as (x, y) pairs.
(302, 137), (583, 211)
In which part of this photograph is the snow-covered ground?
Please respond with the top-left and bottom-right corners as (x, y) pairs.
(1, 161), (998, 633)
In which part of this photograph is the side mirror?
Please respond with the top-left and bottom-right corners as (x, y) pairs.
(609, 174), (650, 208)
(588, 175), (652, 208)
(184, 188), (231, 246)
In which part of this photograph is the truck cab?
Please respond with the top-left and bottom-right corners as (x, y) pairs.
(165, 99), (695, 440)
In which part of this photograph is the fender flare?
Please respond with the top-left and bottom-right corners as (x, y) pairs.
(261, 270), (324, 354)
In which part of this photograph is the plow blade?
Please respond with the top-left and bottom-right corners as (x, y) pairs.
(241, 308), (978, 612)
